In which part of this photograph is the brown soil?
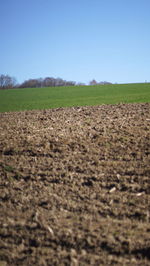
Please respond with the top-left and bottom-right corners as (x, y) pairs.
(0, 103), (150, 266)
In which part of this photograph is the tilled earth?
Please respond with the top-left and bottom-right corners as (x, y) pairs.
(0, 103), (150, 265)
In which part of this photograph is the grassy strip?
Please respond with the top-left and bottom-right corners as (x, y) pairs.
(0, 83), (150, 112)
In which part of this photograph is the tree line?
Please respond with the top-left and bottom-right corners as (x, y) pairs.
(0, 74), (112, 90)
(0, 74), (77, 89)
(89, 79), (112, 85)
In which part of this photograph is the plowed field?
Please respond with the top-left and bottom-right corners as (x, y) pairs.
(0, 103), (150, 265)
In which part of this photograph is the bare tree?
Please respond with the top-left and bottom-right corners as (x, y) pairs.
(19, 79), (36, 88)
(89, 79), (97, 85)
(0, 74), (17, 89)
(43, 77), (56, 87)
(65, 81), (76, 86)
(89, 80), (112, 86)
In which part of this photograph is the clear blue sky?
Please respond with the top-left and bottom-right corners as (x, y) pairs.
(0, 0), (150, 84)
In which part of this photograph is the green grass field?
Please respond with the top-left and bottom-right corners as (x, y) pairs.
(0, 83), (150, 112)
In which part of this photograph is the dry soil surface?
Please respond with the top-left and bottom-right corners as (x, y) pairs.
(0, 103), (150, 265)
